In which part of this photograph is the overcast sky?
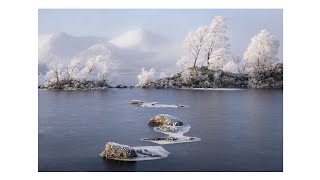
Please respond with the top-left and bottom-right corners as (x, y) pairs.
(39, 9), (282, 60)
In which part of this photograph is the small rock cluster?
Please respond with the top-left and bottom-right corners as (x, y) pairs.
(128, 100), (144, 104)
(101, 105), (197, 160)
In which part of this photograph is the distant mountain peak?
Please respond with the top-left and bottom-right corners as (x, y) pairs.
(38, 32), (109, 64)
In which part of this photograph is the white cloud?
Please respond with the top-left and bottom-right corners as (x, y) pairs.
(38, 34), (54, 63)
(109, 28), (145, 48)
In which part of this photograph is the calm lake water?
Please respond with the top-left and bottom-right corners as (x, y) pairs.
(38, 88), (283, 172)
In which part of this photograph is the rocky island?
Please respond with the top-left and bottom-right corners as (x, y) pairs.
(139, 63), (283, 89)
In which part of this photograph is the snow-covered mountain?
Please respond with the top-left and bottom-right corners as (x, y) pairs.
(38, 30), (183, 84)
(38, 32), (108, 64)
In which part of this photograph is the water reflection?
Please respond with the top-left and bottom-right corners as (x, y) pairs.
(102, 158), (137, 172)
(39, 88), (282, 171)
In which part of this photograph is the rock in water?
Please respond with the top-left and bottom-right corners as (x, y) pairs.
(129, 100), (144, 104)
(147, 114), (183, 127)
(156, 125), (178, 133)
(101, 142), (137, 159)
(143, 137), (178, 141)
(173, 120), (184, 126)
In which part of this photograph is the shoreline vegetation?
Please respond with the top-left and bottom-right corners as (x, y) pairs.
(39, 16), (282, 90)
(140, 63), (282, 89)
(38, 63), (282, 90)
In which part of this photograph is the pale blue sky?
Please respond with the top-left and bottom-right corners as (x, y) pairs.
(38, 9), (283, 59)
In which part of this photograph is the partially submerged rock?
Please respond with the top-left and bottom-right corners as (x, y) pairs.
(156, 125), (178, 133)
(143, 137), (178, 141)
(147, 114), (184, 127)
(143, 115), (201, 145)
(173, 120), (184, 126)
(129, 100), (144, 104)
(100, 142), (137, 159)
(100, 142), (170, 161)
(138, 102), (189, 108)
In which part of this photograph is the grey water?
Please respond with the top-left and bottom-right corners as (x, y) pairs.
(38, 88), (282, 172)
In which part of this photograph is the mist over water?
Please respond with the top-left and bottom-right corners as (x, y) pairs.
(38, 88), (282, 172)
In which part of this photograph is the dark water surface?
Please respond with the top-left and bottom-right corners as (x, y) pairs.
(38, 88), (282, 172)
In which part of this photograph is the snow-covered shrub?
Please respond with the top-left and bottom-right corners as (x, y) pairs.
(159, 72), (171, 79)
(180, 69), (193, 84)
(176, 56), (194, 70)
(136, 68), (156, 87)
(223, 60), (239, 74)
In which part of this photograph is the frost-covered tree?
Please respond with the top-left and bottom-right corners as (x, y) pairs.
(234, 56), (246, 74)
(205, 16), (230, 70)
(42, 61), (65, 88)
(222, 56), (245, 74)
(159, 72), (171, 79)
(184, 26), (208, 69)
(208, 48), (229, 70)
(66, 58), (81, 82)
(244, 29), (280, 75)
(136, 68), (156, 87)
(41, 49), (119, 89)
(79, 57), (98, 82)
(222, 61), (238, 74)
(176, 56), (193, 70)
(96, 52), (118, 86)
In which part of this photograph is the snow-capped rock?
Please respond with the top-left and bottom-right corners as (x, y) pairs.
(147, 114), (184, 127)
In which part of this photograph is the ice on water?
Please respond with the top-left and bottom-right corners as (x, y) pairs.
(139, 102), (189, 108)
(143, 123), (201, 145)
(180, 88), (244, 91)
